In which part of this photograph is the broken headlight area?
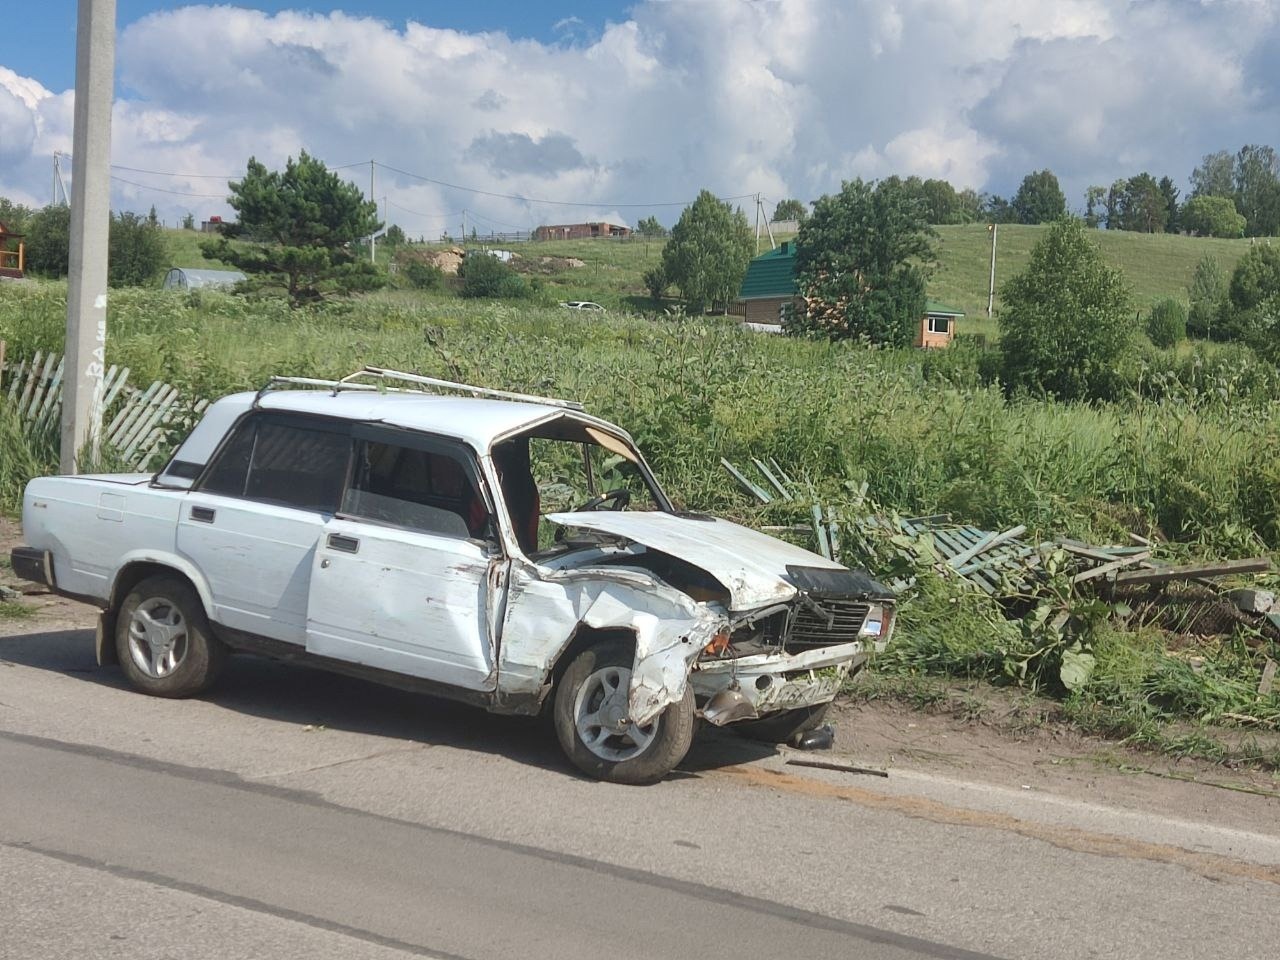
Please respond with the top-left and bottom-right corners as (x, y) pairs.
(698, 595), (896, 662)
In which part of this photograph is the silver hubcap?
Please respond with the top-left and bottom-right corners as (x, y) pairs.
(574, 664), (657, 762)
(127, 597), (189, 679)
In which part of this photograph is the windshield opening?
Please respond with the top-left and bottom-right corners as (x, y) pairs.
(491, 416), (668, 554)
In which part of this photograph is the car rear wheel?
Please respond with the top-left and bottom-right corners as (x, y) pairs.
(734, 702), (832, 744)
(115, 575), (227, 698)
(553, 639), (694, 785)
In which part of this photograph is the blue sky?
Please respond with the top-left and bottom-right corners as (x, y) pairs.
(4, 1), (635, 91)
(1, 2), (1278, 233)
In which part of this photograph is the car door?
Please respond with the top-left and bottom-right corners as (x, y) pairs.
(177, 412), (352, 644)
(305, 427), (506, 691)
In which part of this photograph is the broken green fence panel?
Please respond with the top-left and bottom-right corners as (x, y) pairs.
(720, 458), (772, 504)
(811, 504), (832, 560)
(752, 458), (793, 500)
(767, 457), (797, 487)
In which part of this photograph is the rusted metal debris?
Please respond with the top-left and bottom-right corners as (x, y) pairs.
(785, 757), (890, 778)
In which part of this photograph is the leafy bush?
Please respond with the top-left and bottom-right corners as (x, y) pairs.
(642, 263), (668, 302)
(459, 253), (529, 299)
(998, 219), (1134, 401)
(1186, 255), (1227, 339)
(403, 260), (445, 291)
(23, 204), (71, 278)
(1145, 299), (1186, 348)
(108, 212), (167, 287)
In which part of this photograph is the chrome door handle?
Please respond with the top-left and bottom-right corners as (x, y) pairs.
(190, 506), (216, 523)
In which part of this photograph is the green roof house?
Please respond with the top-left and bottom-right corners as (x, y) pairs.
(732, 241), (798, 327)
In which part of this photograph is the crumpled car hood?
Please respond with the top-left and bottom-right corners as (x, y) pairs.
(545, 510), (849, 610)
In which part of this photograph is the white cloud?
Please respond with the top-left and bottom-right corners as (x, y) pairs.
(0, 1), (1277, 230)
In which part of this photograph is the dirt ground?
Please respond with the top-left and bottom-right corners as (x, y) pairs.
(4, 513), (1278, 828)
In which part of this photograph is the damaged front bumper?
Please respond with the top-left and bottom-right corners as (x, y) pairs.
(689, 640), (871, 725)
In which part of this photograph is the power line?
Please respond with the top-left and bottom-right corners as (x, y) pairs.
(386, 198), (463, 221)
(109, 175), (227, 198)
(110, 163), (235, 179)
(374, 160), (755, 209)
(99, 156), (756, 214)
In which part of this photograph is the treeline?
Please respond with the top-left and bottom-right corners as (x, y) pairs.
(0, 197), (168, 287)
(1081, 145), (1280, 238)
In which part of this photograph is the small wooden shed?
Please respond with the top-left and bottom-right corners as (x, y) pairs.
(916, 300), (965, 349)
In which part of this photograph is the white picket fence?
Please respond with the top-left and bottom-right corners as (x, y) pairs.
(2, 349), (208, 470)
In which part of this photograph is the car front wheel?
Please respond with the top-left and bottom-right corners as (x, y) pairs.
(553, 639), (694, 785)
(115, 575), (227, 698)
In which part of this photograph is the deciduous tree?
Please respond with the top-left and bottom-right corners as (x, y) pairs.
(771, 199), (808, 223)
(635, 215), (667, 237)
(998, 219), (1133, 400)
(1190, 150), (1235, 198)
(791, 178), (936, 345)
(659, 190), (753, 313)
(1012, 170), (1066, 224)
(1180, 196), (1245, 238)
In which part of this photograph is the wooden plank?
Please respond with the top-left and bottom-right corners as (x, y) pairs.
(120, 385), (177, 457)
(752, 457), (793, 500)
(17, 350), (47, 417)
(1114, 558), (1271, 586)
(107, 381), (163, 447)
(956, 543), (1038, 576)
(124, 393), (179, 462)
(930, 527), (972, 560)
(947, 525), (1027, 569)
(720, 457), (772, 504)
(767, 457), (795, 487)
(101, 365), (131, 411)
(6, 356), (26, 400)
(33, 355), (66, 428)
(1071, 551), (1152, 584)
(811, 504), (832, 560)
(1259, 659), (1277, 697)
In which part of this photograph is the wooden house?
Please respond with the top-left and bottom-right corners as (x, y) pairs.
(0, 220), (25, 279)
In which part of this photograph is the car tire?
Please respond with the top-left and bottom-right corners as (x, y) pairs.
(115, 575), (227, 698)
(734, 701), (832, 744)
(553, 638), (694, 785)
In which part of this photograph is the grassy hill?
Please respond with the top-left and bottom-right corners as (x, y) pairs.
(159, 224), (1257, 334)
(930, 225), (1255, 338)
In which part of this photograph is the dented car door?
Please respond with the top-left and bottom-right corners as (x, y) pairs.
(305, 428), (505, 691)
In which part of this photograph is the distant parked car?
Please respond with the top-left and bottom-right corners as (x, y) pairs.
(559, 301), (605, 312)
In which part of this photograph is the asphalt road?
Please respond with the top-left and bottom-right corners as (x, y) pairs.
(3, 623), (1279, 960)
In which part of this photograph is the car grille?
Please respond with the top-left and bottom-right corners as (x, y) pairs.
(786, 598), (870, 649)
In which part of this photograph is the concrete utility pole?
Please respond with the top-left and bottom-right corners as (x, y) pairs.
(61, 0), (116, 473)
(986, 222), (998, 319)
(754, 193), (761, 255)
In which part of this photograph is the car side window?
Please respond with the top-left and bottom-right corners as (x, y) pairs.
(341, 438), (487, 540)
(198, 415), (351, 513)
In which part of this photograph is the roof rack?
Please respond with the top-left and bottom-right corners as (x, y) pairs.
(254, 366), (585, 412)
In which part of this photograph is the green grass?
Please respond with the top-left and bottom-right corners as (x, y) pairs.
(0, 600), (33, 620)
(160, 227), (233, 270)
(930, 225), (1255, 340)
(3, 279), (1279, 762)
(162, 223), (1255, 339)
